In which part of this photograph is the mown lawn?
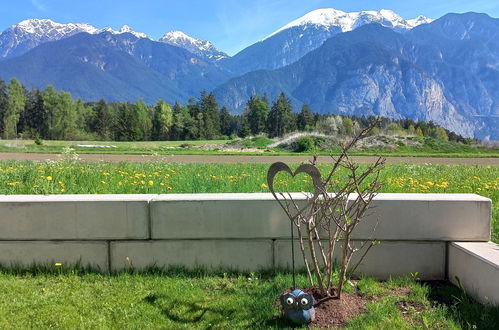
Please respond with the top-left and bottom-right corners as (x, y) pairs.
(0, 268), (498, 329)
(1, 160), (497, 243)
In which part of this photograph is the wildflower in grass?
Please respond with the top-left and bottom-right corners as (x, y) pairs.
(54, 262), (62, 267)
(261, 183), (268, 189)
(148, 180), (154, 185)
(101, 181), (106, 184)
(46, 176), (53, 181)
(7, 181), (21, 186)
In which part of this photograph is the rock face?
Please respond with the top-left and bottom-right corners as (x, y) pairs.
(159, 30), (228, 61)
(215, 14), (499, 140)
(221, 8), (432, 75)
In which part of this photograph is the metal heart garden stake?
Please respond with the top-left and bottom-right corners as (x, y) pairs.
(267, 161), (325, 289)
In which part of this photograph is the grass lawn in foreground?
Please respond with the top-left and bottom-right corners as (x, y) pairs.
(0, 268), (498, 329)
(1, 160), (497, 243)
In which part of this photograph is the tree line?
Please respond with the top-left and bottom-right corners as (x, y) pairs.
(0, 78), (469, 143)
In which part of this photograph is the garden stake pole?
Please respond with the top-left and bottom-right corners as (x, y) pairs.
(291, 218), (296, 289)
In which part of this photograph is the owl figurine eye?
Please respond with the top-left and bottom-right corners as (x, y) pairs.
(300, 297), (309, 305)
(286, 297), (294, 305)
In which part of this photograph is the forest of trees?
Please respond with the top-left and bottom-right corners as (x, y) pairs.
(0, 78), (470, 143)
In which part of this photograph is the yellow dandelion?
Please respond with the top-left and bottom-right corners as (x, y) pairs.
(46, 176), (53, 181)
(54, 262), (62, 267)
(7, 181), (21, 186)
(261, 183), (268, 189)
(148, 180), (154, 185)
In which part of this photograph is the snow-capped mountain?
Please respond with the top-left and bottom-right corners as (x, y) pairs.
(159, 30), (228, 61)
(264, 8), (433, 39)
(0, 19), (149, 59)
(223, 8), (433, 75)
(98, 25), (149, 39)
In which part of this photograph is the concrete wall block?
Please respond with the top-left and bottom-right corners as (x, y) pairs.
(0, 195), (153, 240)
(150, 193), (490, 241)
(0, 241), (109, 272)
(448, 242), (499, 306)
(110, 239), (274, 271)
(151, 195), (292, 239)
(275, 240), (445, 280)
(355, 194), (491, 241)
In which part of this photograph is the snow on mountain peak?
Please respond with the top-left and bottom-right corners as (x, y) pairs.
(116, 25), (149, 39)
(159, 30), (228, 61)
(407, 15), (434, 27)
(14, 18), (98, 36)
(264, 8), (433, 40)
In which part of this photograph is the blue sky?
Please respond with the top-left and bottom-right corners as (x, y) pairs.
(1, 0), (499, 55)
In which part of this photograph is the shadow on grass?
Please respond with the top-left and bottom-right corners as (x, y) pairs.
(144, 293), (237, 325)
(424, 281), (499, 329)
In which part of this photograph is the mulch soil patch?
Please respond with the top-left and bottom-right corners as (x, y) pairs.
(279, 285), (416, 328)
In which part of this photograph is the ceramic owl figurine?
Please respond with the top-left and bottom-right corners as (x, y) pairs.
(280, 289), (316, 325)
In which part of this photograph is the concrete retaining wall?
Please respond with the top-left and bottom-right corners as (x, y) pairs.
(0, 193), (494, 297)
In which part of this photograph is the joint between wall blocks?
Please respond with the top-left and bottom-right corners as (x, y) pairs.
(444, 242), (449, 281)
(272, 239), (276, 273)
(147, 197), (153, 240)
(107, 241), (112, 274)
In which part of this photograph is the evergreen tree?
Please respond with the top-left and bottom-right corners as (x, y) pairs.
(115, 103), (142, 141)
(198, 91), (220, 139)
(267, 93), (295, 138)
(151, 99), (173, 140)
(170, 102), (185, 140)
(219, 106), (232, 136)
(245, 94), (269, 135)
(238, 115), (251, 137)
(4, 78), (25, 139)
(93, 99), (114, 140)
(297, 104), (314, 131)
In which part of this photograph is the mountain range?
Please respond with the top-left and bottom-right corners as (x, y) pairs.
(0, 9), (497, 140)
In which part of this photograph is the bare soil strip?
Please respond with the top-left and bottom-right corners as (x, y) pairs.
(0, 152), (497, 165)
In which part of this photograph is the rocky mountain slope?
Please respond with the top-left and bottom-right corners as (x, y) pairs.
(215, 13), (499, 140)
(221, 8), (432, 75)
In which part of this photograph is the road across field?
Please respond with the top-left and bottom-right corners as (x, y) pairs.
(0, 152), (497, 165)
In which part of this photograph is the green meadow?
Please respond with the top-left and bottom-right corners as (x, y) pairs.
(0, 268), (497, 329)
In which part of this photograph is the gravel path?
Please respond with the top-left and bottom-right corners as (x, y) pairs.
(0, 152), (497, 165)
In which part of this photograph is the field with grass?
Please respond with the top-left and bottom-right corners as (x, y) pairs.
(0, 267), (498, 329)
(0, 136), (498, 158)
